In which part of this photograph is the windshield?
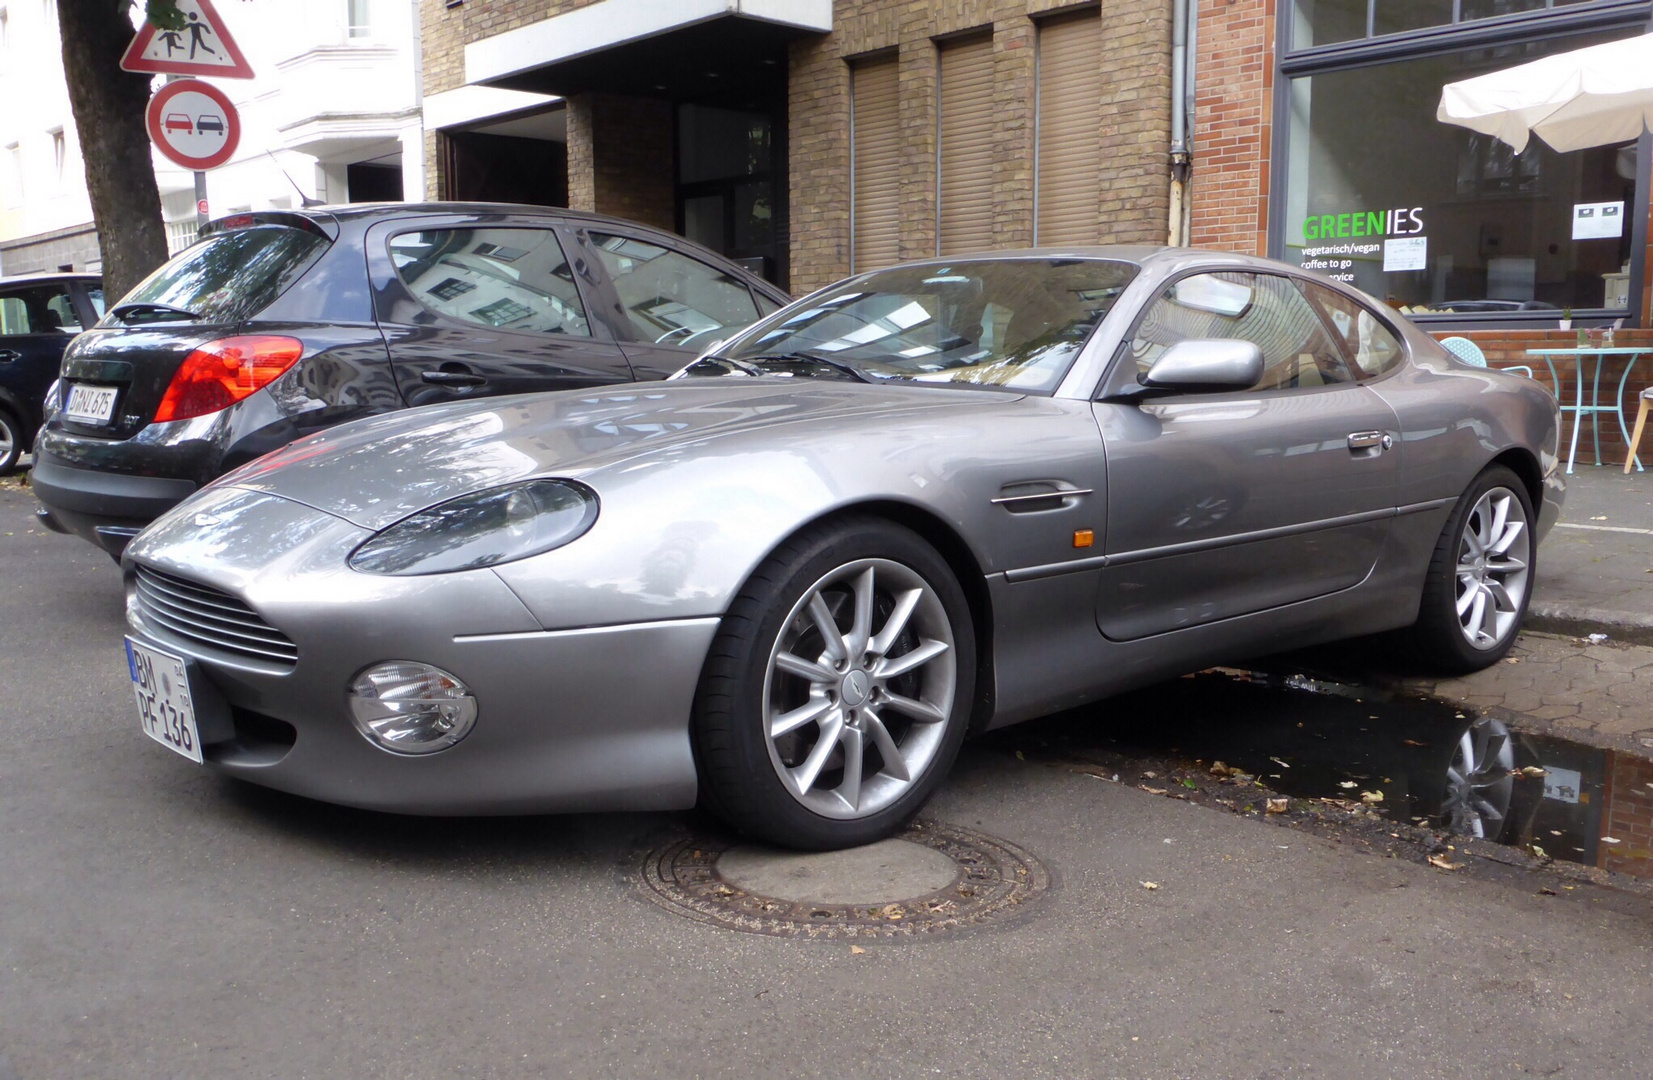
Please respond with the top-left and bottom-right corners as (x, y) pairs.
(109, 224), (329, 325)
(719, 258), (1138, 392)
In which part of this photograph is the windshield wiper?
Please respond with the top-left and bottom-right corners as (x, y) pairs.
(109, 301), (204, 323)
(728, 351), (881, 384)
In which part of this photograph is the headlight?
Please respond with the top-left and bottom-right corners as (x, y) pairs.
(348, 479), (598, 576)
(348, 661), (477, 754)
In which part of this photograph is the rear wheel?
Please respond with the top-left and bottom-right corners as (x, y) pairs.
(692, 518), (975, 850)
(1406, 465), (1535, 673)
(0, 408), (22, 476)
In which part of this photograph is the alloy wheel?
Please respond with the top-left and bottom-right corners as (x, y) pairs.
(1440, 717), (1516, 839)
(761, 557), (957, 820)
(1454, 487), (1530, 650)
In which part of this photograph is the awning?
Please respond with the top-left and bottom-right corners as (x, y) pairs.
(465, 0), (831, 101)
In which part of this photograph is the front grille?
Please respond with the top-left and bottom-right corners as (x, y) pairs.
(133, 565), (298, 668)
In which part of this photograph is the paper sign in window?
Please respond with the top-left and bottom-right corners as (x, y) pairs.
(1572, 202), (1624, 240)
(1383, 236), (1427, 273)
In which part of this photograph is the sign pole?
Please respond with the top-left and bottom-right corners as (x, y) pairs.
(164, 74), (210, 230)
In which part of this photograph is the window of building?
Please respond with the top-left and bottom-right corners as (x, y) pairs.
(590, 231), (761, 348)
(675, 104), (778, 278)
(3, 143), (21, 207)
(1035, 9), (1102, 246)
(936, 33), (995, 256)
(0, 8), (10, 66)
(346, 0), (370, 38)
(49, 128), (64, 184)
(387, 228), (590, 336)
(1292, 0), (1591, 48)
(165, 219), (199, 255)
(1128, 272), (1359, 391)
(1279, 6), (1643, 317)
(850, 54), (900, 273)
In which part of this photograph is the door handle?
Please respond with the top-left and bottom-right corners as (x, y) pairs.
(1347, 430), (1393, 452)
(421, 368), (487, 388)
(0, 350), (20, 363)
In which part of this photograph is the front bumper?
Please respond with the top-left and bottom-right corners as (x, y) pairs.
(123, 487), (716, 815)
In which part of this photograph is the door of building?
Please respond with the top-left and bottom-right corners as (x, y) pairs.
(675, 103), (784, 285)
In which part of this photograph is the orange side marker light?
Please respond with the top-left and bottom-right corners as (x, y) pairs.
(1073, 529), (1094, 549)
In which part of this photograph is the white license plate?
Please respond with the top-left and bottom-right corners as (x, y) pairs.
(126, 638), (204, 764)
(65, 383), (119, 425)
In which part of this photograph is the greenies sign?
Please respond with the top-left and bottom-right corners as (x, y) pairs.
(1303, 207), (1424, 241)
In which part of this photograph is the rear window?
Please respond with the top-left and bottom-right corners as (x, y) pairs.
(109, 225), (329, 324)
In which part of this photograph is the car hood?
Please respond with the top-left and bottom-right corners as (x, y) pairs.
(214, 379), (1023, 530)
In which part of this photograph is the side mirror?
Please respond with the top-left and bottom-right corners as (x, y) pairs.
(1141, 339), (1264, 394)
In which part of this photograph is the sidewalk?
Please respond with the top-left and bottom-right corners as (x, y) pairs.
(1530, 465), (1653, 644)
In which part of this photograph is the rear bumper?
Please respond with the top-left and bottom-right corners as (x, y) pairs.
(30, 455), (197, 553)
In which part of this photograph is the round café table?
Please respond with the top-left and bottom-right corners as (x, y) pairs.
(1523, 346), (1647, 474)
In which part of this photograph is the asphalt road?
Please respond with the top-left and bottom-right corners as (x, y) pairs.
(3, 480), (1652, 1080)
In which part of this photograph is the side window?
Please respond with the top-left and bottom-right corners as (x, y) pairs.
(0, 293), (31, 334)
(44, 290), (81, 332)
(1128, 271), (1357, 392)
(589, 232), (760, 347)
(387, 228), (591, 337)
(1298, 281), (1405, 379)
(86, 287), (105, 318)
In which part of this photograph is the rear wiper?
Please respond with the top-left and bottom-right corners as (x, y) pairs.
(734, 351), (881, 384)
(109, 301), (203, 323)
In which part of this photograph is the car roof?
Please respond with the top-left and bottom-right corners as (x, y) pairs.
(272, 202), (705, 233)
(0, 271), (102, 286)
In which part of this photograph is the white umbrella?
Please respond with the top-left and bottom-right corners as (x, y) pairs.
(1437, 33), (1653, 153)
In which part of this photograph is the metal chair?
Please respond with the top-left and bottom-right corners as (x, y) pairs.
(1439, 335), (1536, 378)
(1627, 386), (1651, 474)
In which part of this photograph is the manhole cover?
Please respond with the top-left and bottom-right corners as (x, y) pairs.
(638, 820), (1050, 939)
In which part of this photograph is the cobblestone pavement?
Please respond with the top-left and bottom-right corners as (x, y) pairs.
(1389, 632), (1653, 754)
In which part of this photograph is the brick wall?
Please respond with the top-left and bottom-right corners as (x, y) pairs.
(1190, 0), (1272, 254)
(565, 93), (675, 231)
(1602, 751), (1653, 879)
(786, 0), (1176, 293)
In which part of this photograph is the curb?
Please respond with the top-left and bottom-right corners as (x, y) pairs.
(1527, 601), (1653, 648)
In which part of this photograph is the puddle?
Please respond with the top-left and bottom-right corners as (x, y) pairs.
(997, 667), (1653, 880)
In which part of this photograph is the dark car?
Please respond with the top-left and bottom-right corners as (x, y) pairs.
(0, 272), (103, 475)
(31, 203), (788, 554)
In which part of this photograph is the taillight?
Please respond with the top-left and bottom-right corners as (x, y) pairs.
(153, 336), (304, 423)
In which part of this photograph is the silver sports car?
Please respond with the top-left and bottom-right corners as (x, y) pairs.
(121, 248), (1563, 849)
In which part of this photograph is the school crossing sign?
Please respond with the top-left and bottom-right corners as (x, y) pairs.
(120, 0), (254, 80)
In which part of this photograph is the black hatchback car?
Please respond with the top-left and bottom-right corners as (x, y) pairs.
(0, 272), (103, 475)
(32, 204), (788, 554)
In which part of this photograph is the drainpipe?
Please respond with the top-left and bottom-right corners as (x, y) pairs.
(1168, 0), (1194, 246)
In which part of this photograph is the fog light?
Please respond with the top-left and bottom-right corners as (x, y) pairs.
(348, 661), (478, 755)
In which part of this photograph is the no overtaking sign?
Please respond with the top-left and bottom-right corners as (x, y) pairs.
(146, 79), (240, 171)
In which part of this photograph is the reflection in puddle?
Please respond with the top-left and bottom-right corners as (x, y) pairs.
(1007, 668), (1651, 879)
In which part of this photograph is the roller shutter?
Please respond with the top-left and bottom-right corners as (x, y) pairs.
(852, 56), (902, 272)
(1036, 11), (1102, 246)
(937, 35), (996, 256)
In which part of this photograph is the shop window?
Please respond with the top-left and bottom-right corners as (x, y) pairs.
(851, 56), (900, 272)
(387, 228), (590, 336)
(590, 232), (760, 346)
(1035, 9), (1101, 246)
(937, 34), (995, 256)
(1281, 27), (1638, 313)
(675, 104), (777, 279)
(1294, 0), (1590, 47)
(1128, 272), (1358, 391)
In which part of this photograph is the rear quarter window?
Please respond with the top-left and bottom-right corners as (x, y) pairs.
(111, 225), (330, 324)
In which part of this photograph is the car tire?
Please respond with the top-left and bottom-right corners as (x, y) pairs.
(1405, 465), (1536, 673)
(0, 407), (23, 477)
(691, 516), (976, 851)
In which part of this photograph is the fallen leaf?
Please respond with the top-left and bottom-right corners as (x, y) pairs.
(1537, 888), (1557, 896)
(1142, 770), (1158, 779)
(1337, 780), (1359, 789)
(1402, 739), (1427, 747)
(1141, 881), (1160, 890)
(1427, 854), (1463, 871)
(1519, 766), (1548, 778)
(1270, 756), (1291, 769)
(1504, 657), (1520, 664)
(1603, 836), (1623, 845)
(1360, 790), (1385, 805)
(1530, 844), (1548, 859)
(1265, 797), (1290, 815)
(1179, 778), (1199, 790)
(1015, 750), (1025, 760)
(1209, 761), (1236, 777)
(849, 945), (867, 955)
(1138, 785), (1169, 795)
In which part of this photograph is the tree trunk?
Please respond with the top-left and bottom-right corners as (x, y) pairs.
(57, 0), (169, 302)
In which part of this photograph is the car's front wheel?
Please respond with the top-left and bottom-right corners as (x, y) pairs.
(692, 517), (975, 850)
(1406, 465), (1535, 672)
(0, 407), (23, 476)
